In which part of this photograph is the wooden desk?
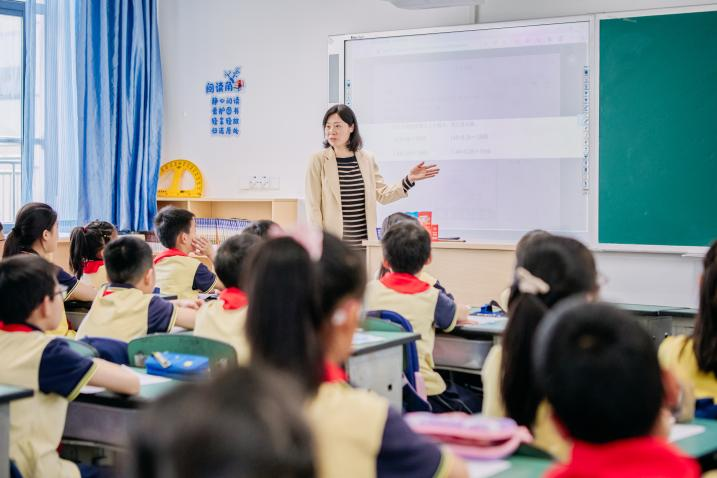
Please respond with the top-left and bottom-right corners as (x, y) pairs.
(64, 370), (180, 447)
(0, 385), (33, 478)
(364, 240), (515, 306)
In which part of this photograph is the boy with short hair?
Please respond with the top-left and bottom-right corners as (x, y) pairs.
(0, 255), (139, 478)
(153, 206), (223, 299)
(77, 236), (200, 341)
(365, 221), (472, 412)
(194, 233), (261, 363)
(536, 301), (699, 478)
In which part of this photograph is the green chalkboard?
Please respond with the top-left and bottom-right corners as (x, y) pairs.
(599, 10), (717, 247)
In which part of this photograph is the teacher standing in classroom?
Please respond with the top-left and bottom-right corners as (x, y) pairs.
(305, 104), (439, 247)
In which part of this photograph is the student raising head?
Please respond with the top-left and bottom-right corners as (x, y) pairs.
(481, 234), (598, 460)
(2, 203), (98, 336)
(128, 366), (315, 478)
(0, 254), (139, 478)
(153, 206), (224, 299)
(69, 220), (117, 288)
(77, 236), (200, 342)
(659, 240), (717, 401)
(245, 231), (468, 478)
(537, 301), (699, 478)
(194, 233), (262, 363)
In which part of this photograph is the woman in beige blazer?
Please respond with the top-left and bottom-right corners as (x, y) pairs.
(305, 105), (438, 244)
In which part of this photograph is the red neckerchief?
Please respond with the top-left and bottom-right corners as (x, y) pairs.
(83, 260), (104, 274)
(380, 272), (431, 294)
(322, 361), (348, 383)
(0, 322), (34, 333)
(102, 283), (134, 297)
(219, 287), (248, 310)
(153, 248), (188, 264)
(547, 436), (699, 478)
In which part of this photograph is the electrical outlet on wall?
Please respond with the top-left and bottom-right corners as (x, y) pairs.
(239, 175), (280, 190)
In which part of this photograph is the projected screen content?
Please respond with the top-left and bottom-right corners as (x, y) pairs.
(344, 22), (590, 241)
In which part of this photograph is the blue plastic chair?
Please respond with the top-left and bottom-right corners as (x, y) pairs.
(365, 310), (430, 412)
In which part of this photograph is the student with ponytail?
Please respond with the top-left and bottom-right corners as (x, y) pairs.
(481, 235), (599, 460)
(3, 203), (98, 336)
(69, 220), (117, 288)
(659, 241), (717, 401)
(245, 231), (467, 478)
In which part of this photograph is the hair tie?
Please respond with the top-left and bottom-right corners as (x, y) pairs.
(82, 227), (88, 233)
(269, 224), (324, 261)
(515, 267), (550, 295)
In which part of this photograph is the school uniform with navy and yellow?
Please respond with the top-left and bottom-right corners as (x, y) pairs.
(153, 248), (218, 300)
(194, 287), (250, 363)
(365, 272), (458, 396)
(306, 362), (456, 478)
(80, 259), (108, 289)
(0, 322), (97, 478)
(77, 284), (177, 341)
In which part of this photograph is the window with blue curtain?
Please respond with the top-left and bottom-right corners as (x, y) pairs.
(0, 0), (163, 233)
(0, 0), (26, 228)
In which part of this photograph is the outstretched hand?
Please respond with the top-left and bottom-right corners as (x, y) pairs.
(408, 162), (440, 182)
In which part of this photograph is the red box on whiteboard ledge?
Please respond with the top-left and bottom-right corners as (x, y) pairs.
(430, 224), (439, 241)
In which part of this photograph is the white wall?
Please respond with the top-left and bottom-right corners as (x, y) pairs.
(158, 0), (474, 200)
(476, 0), (714, 308)
(476, 0), (716, 22)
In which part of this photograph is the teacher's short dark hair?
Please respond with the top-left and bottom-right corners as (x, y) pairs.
(322, 104), (363, 152)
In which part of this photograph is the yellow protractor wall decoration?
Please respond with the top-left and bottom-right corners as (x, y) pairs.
(157, 159), (204, 198)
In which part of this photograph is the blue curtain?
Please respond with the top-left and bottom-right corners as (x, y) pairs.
(77, 0), (163, 231)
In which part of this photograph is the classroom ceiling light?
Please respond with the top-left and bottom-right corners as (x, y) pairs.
(383, 0), (484, 9)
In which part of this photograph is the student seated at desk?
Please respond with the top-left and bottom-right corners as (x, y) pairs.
(0, 255), (139, 478)
(365, 221), (474, 413)
(69, 220), (117, 289)
(128, 366), (314, 478)
(242, 219), (282, 238)
(2, 203), (98, 337)
(537, 301), (699, 478)
(482, 235), (598, 461)
(153, 206), (224, 299)
(77, 236), (200, 342)
(495, 229), (551, 312)
(246, 232), (468, 478)
(659, 240), (717, 402)
(194, 233), (261, 363)
(378, 212), (456, 299)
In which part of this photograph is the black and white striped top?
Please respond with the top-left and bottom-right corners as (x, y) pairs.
(337, 156), (414, 247)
